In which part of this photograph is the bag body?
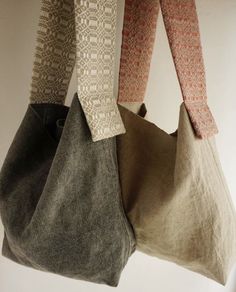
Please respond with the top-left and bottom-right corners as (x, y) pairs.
(0, 95), (135, 286)
(117, 103), (236, 284)
(116, 0), (236, 285)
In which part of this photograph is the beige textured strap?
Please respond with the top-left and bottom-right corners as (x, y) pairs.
(160, 0), (218, 138)
(30, 0), (76, 104)
(30, 0), (125, 142)
(73, 0), (125, 141)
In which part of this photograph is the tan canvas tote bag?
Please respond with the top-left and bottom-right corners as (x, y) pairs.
(116, 0), (236, 285)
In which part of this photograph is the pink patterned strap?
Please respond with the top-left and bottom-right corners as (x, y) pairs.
(117, 0), (160, 104)
(160, 0), (218, 138)
(118, 0), (218, 138)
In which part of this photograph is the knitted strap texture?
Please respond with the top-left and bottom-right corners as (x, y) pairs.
(118, 0), (160, 103)
(30, 0), (125, 142)
(161, 0), (218, 138)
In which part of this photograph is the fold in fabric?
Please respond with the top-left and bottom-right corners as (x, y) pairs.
(73, 0), (126, 141)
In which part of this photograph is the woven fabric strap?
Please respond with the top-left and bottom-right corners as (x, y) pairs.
(30, 0), (218, 140)
(118, 0), (160, 104)
(30, 0), (76, 104)
(30, 0), (125, 142)
(118, 0), (218, 138)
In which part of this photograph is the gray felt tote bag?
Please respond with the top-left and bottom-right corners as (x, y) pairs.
(0, 0), (135, 287)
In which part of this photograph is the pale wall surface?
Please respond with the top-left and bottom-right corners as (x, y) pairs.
(0, 1), (236, 292)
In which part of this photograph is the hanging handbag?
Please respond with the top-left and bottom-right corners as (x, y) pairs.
(0, 0), (135, 286)
(116, 0), (236, 285)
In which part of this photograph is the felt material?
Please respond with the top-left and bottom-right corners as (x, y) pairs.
(117, 103), (236, 285)
(0, 95), (135, 287)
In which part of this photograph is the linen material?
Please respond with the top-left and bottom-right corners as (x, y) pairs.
(0, 95), (135, 286)
(117, 103), (236, 284)
(118, 102), (143, 114)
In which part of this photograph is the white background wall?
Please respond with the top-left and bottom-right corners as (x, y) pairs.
(0, 1), (236, 291)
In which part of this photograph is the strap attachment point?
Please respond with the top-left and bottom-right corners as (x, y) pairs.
(184, 101), (218, 138)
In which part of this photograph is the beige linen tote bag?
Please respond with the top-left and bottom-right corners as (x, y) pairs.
(116, 0), (236, 285)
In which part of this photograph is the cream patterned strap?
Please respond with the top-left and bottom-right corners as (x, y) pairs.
(74, 0), (125, 141)
(160, 0), (218, 138)
(30, 0), (125, 142)
(30, 0), (76, 104)
(30, 0), (217, 140)
(118, 0), (160, 105)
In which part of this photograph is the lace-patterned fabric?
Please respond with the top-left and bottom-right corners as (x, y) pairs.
(118, 0), (160, 103)
(160, 0), (218, 138)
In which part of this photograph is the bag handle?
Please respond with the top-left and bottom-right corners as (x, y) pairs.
(118, 0), (160, 110)
(30, 0), (218, 140)
(30, 0), (125, 142)
(118, 0), (218, 138)
(30, 0), (76, 105)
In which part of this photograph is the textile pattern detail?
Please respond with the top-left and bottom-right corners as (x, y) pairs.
(160, 0), (218, 138)
(74, 0), (125, 141)
(30, 0), (76, 104)
(118, 0), (159, 103)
